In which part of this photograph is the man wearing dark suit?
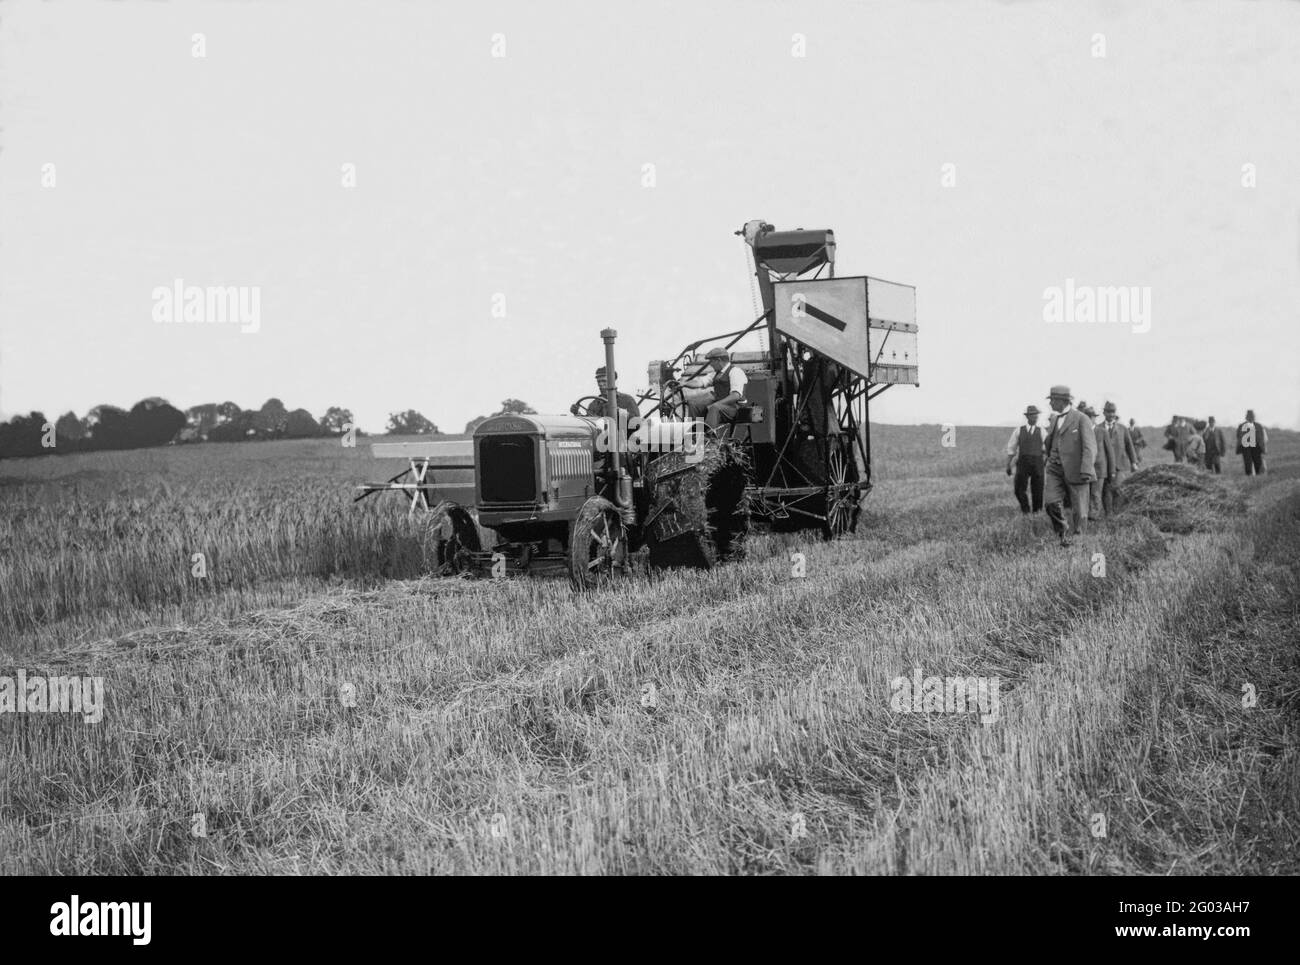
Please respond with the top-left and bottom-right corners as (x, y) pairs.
(1005, 404), (1047, 514)
(1102, 402), (1139, 515)
(1202, 416), (1226, 474)
(1165, 417), (1189, 462)
(1236, 409), (1267, 476)
(1043, 385), (1097, 547)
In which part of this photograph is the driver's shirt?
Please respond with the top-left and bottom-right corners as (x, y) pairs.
(588, 392), (640, 427)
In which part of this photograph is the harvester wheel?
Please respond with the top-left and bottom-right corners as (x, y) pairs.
(569, 496), (630, 590)
(821, 447), (861, 541)
(423, 501), (481, 576)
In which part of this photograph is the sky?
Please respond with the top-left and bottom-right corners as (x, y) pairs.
(2, 0), (1298, 433)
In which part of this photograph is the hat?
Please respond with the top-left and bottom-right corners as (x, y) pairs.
(1081, 403), (1097, 417)
(1103, 401), (1117, 414)
(1245, 409), (1256, 421)
(1024, 405), (1040, 416)
(1047, 384), (1072, 401)
(705, 347), (729, 360)
(595, 366), (617, 379)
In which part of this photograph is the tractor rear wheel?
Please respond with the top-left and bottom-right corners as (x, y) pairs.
(423, 501), (481, 576)
(569, 496), (629, 590)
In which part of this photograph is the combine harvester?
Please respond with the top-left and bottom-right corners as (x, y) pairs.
(356, 220), (920, 588)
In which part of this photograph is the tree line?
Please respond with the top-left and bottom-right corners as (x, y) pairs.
(0, 397), (538, 459)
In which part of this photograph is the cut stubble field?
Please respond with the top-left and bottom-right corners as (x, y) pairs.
(1, 424), (1297, 874)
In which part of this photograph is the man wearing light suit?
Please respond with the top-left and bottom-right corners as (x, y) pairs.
(1043, 385), (1097, 547)
(1078, 402), (1113, 520)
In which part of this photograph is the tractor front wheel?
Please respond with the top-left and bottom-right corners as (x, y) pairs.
(569, 497), (630, 590)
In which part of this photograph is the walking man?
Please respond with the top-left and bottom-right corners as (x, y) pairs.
(1080, 403), (1113, 519)
(1005, 404), (1046, 514)
(1129, 418), (1146, 454)
(1102, 402), (1139, 516)
(1202, 416), (1226, 474)
(1236, 409), (1268, 476)
(1043, 385), (1097, 547)
(1164, 416), (1188, 463)
(1186, 422), (1206, 468)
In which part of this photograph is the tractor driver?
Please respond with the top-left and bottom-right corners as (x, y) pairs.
(684, 347), (747, 430)
(576, 366), (642, 477)
(573, 366), (640, 426)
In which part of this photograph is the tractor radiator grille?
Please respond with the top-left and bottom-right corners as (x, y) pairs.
(479, 435), (537, 504)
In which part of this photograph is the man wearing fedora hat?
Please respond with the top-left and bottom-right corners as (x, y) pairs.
(1202, 416), (1226, 474)
(1005, 404), (1047, 514)
(1043, 385), (1097, 546)
(1078, 402), (1113, 519)
(1102, 401), (1139, 515)
(1236, 409), (1267, 476)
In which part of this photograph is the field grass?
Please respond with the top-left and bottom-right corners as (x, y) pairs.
(1, 424), (1296, 874)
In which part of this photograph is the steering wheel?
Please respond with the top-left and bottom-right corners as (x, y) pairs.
(658, 380), (691, 421)
(570, 395), (605, 417)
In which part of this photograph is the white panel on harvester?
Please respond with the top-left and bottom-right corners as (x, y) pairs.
(773, 276), (919, 385)
(772, 276), (872, 377)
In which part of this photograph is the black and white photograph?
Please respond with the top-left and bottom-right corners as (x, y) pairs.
(0, 0), (1296, 924)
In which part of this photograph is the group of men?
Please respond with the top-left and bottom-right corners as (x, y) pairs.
(1006, 388), (1271, 547)
(1162, 412), (1267, 475)
(1004, 387), (1140, 546)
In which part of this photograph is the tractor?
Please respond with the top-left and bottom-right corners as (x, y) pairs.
(355, 220), (919, 588)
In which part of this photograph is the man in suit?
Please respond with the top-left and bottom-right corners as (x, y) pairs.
(1005, 405), (1047, 514)
(1079, 403), (1113, 519)
(1186, 421), (1206, 467)
(1129, 418), (1146, 454)
(1236, 409), (1268, 476)
(1043, 385), (1097, 547)
(1102, 402), (1139, 515)
(1170, 418), (1190, 462)
(1202, 416), (1226, 474)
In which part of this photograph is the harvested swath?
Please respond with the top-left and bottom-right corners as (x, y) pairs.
(1119, 464), (1246, 534)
